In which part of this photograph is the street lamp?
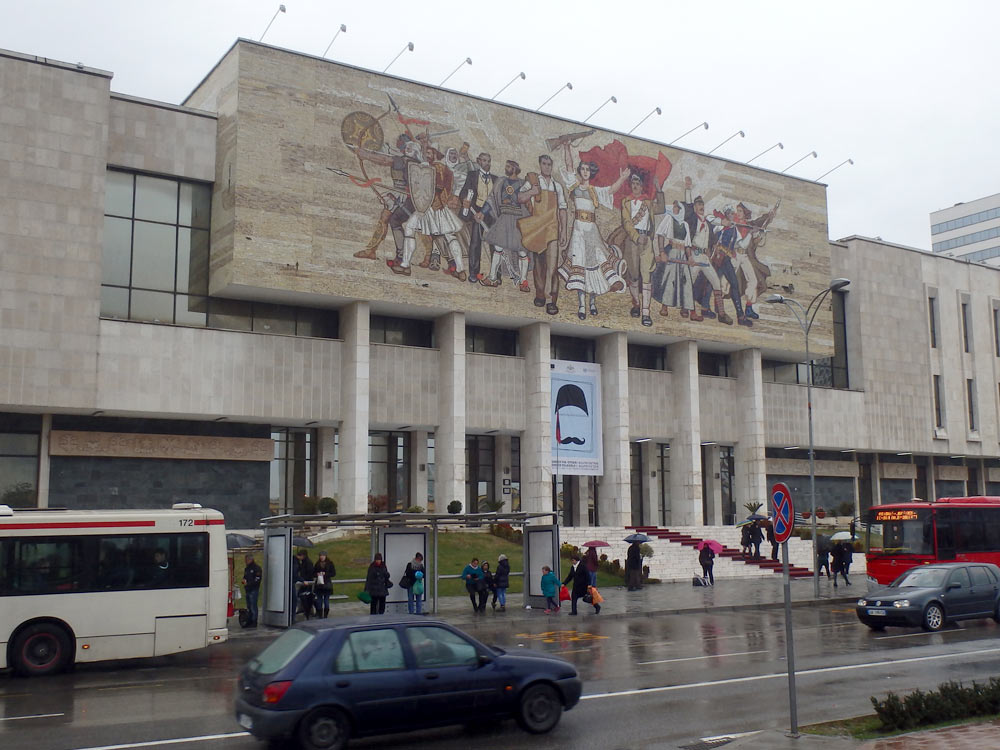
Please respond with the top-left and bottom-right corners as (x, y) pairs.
(765, 278), (851, 599)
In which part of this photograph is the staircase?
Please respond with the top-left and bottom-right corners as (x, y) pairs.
(627, 525), (814, 579)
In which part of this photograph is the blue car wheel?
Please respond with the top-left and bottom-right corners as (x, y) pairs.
(297, 707), (350, 750)
(517, 683), (562, 734)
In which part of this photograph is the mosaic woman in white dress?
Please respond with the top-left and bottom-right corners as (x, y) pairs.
(558, 145), (628, 319)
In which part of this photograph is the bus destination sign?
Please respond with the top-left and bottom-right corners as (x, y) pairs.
(874, 509), (920, 522)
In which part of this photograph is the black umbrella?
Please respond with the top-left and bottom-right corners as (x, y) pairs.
(293, 535), (314, 548)
(624, 533), (649, 543)
(226, 532), (257, 550)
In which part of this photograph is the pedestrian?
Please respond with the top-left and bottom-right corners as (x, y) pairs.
(766, 521), (778, 561)
(364, 552), (392, 615)
(626, 541), (643, 591)
(493, 554), (510, 611)
(584, 545), (599, 587)
(241, 553), (262, 628)
(839, 541), (854, 585)
(740, 524), (752, 558)
(698, 545), (715, 586)
(461, 557), (487, 614)
(817, 546), (832, 578)
(481, 561), (496, 611)
(402, 552), (425, 615)
(750, 521), (764, 560)
(564, 554), (600, 615)
(293, 549), (315, 619)
(540, 565), (560, 613)
(313, 550), (336, 619)
(831, 543), (851, 587)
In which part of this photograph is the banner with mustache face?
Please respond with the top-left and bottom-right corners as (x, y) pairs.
(551, 360), (603, 476)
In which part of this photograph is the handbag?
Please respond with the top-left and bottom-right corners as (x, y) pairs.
(474, 577), (486, 593)
(558, 584), (571, 602)
(357, 591), (372, 604)
(412, 579), (424, 596)
(582, 593), (592, 604)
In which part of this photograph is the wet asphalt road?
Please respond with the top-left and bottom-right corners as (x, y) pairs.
(4, 603), (1000, 750)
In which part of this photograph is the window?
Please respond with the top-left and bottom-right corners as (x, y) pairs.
(369, 432), (410, 512)
(252, 629), (315, 675)
(370, 316), (434, 348)
(928, 297), (938, 349)
(271, 429), (316, 515)
(948, 567), (972, 589)
(335, 629), (405, 672)
(967, 379), (977, 431)
(466, 435), (495, 513)
(961, 302), (971, 353)
(830, 290), (849, 388)
(994, 307), (1000, 357)
(931, 206), (1000, 235)
(628, 344), (666, 371)
(466, 326), (518, 356)
(551, 335), (595, 363)
(932, 225), (1000, 252)
(970, 566), (994, 587)
(0, 431), (39, 507)
(0, 533), (209, 596)
(698, 352), (730, 377)
(933, 375), (944, 429)
(405, 626), (478, 668)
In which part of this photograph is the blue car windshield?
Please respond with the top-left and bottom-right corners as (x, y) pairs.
(892, 568), (947, 588)
(249, 629), (315, 675)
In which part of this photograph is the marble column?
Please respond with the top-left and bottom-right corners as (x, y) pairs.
(734, 348), (767, 519)
(316, 426), (338, 502)
(37, 413), (51, 508)
(434, 312), (466, 513)
(597, 331), (630, 527)
(338, 301), (369, 514)
(667, 340), (702, 525)
(520, 322), (551, 517)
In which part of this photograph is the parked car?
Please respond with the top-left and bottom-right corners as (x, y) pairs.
(234, 615), (582, 750)
(856, 562), (1000, 632)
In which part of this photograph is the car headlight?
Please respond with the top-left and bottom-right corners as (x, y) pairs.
(857, 599), (867, 606)
(893, 600), (910, 608)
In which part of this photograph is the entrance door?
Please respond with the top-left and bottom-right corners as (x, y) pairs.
(466, 435), (495, 514)
(629, 443), (644, 527)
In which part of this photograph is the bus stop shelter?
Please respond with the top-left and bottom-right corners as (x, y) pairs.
(258, 511), (560, 628)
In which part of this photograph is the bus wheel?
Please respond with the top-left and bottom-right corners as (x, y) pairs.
(12, 623), (72, 677)
(922, 603), (945, 632)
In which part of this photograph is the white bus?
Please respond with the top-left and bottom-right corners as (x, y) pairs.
(0, 503), (228, 676)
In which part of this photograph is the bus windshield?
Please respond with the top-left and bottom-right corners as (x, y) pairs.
(866, 508), (933, 556)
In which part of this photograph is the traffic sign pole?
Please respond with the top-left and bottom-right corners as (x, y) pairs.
(782, 538), (798, 737)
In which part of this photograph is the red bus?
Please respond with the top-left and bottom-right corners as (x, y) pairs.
(864, 497), (1000, 586)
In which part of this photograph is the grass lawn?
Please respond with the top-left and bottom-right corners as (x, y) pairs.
(231, 531), (624, 602)
(801, 713), (1000, 740)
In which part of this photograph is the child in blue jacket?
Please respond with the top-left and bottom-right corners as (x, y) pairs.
(540, 565), (560, 613)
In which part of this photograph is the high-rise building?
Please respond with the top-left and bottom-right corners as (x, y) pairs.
(930, 193), (1000, 265)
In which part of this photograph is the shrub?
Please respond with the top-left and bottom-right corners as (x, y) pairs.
(744, 501), (764, 514)
(481, 497), (505, 512)
(405, 505), (425, 513)
(367, 493), (389, 513)
(318, 496), (337, 514)
(639, 543), (654, 559)
(447, 500), (462, 514)
(836, 501), (855, 517)
(301, 496), (319, 514)
(871, 678), (1000, 732)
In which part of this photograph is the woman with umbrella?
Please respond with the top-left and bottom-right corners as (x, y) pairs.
(624, 533), (647, 591)
(582, 540), (608, 587)
(697, 540), (721, 586)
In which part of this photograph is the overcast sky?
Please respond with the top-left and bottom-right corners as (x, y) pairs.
(7, 0), (997, 250)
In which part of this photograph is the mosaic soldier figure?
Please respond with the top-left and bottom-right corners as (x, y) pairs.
(621, 172), (656, 326)
(518, 154), (568, 313)
(482, 160), (531, 289)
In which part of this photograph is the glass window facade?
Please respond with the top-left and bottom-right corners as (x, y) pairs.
(466, 326), (518, 356)
(928, 297), (938, 348)
(698, 352), (730, 377)
(465, 435), (494, 513)
(932, 224), (1000, 252)
(658, 443), (671, 524)
(932, 205), (1000, 235)
(629, 442), (644, 526)
(0, 427), (40, 508)
(551, 335), (595, 363)
(370, 316), (434, 347)
(368, 431), (410, 512)
(628, 344), (667, 371)
(270, 428), (316, 515)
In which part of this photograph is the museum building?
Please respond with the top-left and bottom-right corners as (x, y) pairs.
(3, 41), (1000, 530)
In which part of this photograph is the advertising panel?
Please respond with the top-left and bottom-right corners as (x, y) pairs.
(551, 360), (602, 476)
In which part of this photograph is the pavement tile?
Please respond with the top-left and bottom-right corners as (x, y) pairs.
(858, 718), (1000, 750)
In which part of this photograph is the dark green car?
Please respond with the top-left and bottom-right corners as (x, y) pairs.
(856, 562), (1000, 632)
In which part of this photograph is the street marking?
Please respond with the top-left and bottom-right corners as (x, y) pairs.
(0, 713), (65, 722)
(580, 645), (1000, 701)
(875, 628), (965, 640)
(638, 649), (768, 665)
(72, 732), (249, 750)
(514, 630), (609, 643)
(702, 730), (761, 741)
(97, 683), (165, 691)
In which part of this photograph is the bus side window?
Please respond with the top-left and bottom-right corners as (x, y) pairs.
(936, 510), (956, 560)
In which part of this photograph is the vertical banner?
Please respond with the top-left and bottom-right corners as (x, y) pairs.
(551, 360), (603, 476)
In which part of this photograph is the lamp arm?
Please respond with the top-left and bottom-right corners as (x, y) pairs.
(804, 287), (834, 337)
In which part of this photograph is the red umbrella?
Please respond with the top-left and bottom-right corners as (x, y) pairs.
(697, 539), (724, 553)
(582, 540), (610, 548)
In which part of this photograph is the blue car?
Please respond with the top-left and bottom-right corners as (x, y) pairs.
(234, 615), (582, 750)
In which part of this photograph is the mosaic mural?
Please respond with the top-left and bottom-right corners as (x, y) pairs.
(189, 42), (833, 349)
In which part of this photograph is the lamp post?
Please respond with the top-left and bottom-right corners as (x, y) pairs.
(765, 278), (851, 598)
(584, 95), (617, 124)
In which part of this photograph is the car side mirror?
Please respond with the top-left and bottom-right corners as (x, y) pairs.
(477, 653), (493, 667)
(948, 582), (962, 590)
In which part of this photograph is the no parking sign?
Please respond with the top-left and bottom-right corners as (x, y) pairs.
(772, 482), (794, 544)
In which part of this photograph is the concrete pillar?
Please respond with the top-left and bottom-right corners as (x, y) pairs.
(641, 440), (655, 526)
(435, 312), (466, 513)
(411, 430), (429, 510)
(520, 322), (551, 517)
(668, 340), (702, 525)
(703, 444), (721, 525)
(495, 434), (512, 512)
(574, 476), (591, 527)
(339, 302), (370, 514)
(37, 413), (51, 508)
(597, 331), (630, 527)
(734, 348), (767, 519)
(316, 426), (338, 501)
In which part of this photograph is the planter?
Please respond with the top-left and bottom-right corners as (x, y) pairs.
(816, 509), (826, 519)
(801, 511), (812, 519)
